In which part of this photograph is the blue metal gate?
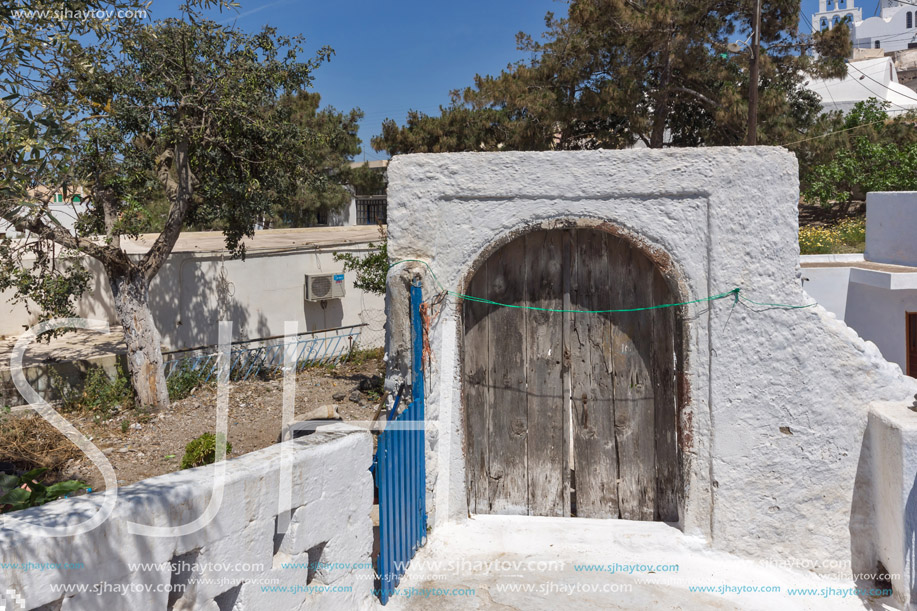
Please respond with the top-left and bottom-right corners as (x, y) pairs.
(376, 279), (427, 604)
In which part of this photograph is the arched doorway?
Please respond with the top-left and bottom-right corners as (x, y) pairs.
(462, 227), (680, 521)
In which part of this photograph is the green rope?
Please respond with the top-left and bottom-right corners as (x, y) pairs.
(449, 289), (739, 313)
(388, 259), (816, 313)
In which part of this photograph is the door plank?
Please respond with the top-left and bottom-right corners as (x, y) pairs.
(652, 268), (679, 522)
(611, 240), (657, 521)
(463, 261), (492, 514)
(570, 229), (620, 518)
(485, 238), (529, 514)
(525, 230), (565, 516)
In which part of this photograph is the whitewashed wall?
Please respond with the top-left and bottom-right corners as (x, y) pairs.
(801, 265), (852, 320)
(866, 191), (917, 267)
(0, 244), (386, 351)
(868, 400), (917, 608)
(384, 149), (917, 595)
(0, 430), (375, 611)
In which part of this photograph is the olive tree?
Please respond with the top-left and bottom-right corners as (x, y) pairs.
(1, 3), (336, 409)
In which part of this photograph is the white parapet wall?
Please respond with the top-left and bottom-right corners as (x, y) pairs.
(868, 400), (917, 609)
(865, 191), (917, 267)
(0, 430), (375, 611)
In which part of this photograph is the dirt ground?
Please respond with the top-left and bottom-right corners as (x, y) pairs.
(2, 354), (384, 493)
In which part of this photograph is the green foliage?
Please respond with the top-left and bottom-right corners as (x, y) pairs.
(349, 164), (388, 197)
(801, 101), (917, 209)
(51, 365), (134, 415)
(372, 0), (849, 155)
(0, 244), (92, 338)
(347, 346), (385, 366)
(798, 218), (866, 254)
(266, 91), (364, 227)
(0, 468), (85, 514)
(167, 362), (210, 401)
(181, 433), (232, 470)
(333, 226), (387, 295)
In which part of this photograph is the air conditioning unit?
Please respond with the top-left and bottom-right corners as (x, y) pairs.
(305, 273), (346, 301)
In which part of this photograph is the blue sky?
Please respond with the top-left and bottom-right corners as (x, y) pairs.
(152, 0), (880, 161)
(152, 0), (563, 161)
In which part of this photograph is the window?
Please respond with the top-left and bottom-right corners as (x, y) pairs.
(72, 194), (82, 203)
(876, 40), (882, 49)
(908, 11), (913, 28)
(356, 198), (387, 225)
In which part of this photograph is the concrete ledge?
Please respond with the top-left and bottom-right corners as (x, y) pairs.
(0, 430), (375, 611)
(868, 400), (917, 608)
(850, 267), (917, 290)
(801, 254), (865, 264)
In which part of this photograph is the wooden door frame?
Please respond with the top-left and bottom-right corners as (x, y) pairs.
(458, 221), (690, 523)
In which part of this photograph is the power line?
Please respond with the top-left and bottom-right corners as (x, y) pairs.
(843, 73), (913, 112)
(847, 60), (917, 105)
(780, 116), (904, 146)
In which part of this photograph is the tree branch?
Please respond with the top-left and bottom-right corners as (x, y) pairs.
(671, 86), (722, 109)
(1, 208), (117, 266)
(141, 140), (195, 281)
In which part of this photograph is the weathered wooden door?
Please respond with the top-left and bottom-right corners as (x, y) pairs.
(463, 228), (678, 521)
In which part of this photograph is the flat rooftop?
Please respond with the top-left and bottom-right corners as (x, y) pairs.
(121, 225), (381, 255)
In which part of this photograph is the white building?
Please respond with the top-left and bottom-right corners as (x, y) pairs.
(803, 56), (917, 115)
(1, 187), (88, 238)
(328, 160), (388, 227)
(812, 0), (917, 52)
(802, 192), (917, 378)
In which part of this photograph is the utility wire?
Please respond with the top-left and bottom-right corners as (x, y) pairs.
(781, 116), (900, 146)
(847, 61), (917, 105)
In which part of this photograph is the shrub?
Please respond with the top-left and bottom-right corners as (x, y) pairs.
(0, 468), (85, 514)
(835, 217), (866, 246)
(180, 433), (232, 470)
(799, 218), (865, 255)
(167, 362), (209, 401)
(51, 364), (134, 415)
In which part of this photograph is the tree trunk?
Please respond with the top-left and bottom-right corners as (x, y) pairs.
(108, 267), (170, 411)
(650, 39), (674, 149)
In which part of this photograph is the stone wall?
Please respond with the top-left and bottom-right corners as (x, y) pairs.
(0, 430), (375, 611)
(383, 149), (917, 587)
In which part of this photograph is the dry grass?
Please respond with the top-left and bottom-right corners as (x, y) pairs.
(0, 412), (81, 473)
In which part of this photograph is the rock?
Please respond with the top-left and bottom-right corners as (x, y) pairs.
(349, 391), (362, 403)
(131, 423), (142, 430)
(332, 392), (346, 401)
(279, 405), (343, 442)
(300, 405), (341, 421)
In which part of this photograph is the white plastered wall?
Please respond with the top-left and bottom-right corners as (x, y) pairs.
(384, 148), (917, 580)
